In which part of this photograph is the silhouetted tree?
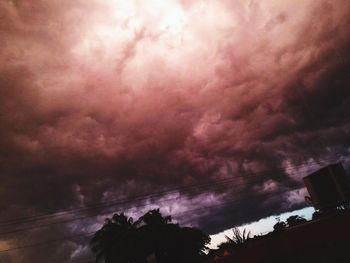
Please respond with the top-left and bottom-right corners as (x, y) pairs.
(90, 209), (210, 263)
(286, 215), (307, 227)
(137, 209), (171, 226)
(273, 215), (307, 232)
(273, 221), (287, 232)
(175, 226), (211, 262)
(90, 213), (139, 263)
(136, 209), (173, 262)
(137, 209), (210, 263)
(218, 228), (251, 253)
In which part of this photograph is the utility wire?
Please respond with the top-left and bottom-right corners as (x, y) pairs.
(0, 188), (291, 254)
(0, 157), (346, 259)
(0, 154), (344, 228)
(0, 156), (343, 236)
(0, 174), (259, 227)
(0, 171), (295, 236)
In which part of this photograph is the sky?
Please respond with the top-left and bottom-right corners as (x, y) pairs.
(0, 0), (350, 262)
(209, 206), (314, 249)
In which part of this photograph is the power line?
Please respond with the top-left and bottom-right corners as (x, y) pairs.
(0, 174), (254, 227)
(0, 175), (254, 227)
(0, 156), (344, 235)
(0, 159), (338, 236)
(0, 158), (344, 261)
(0, 154), (344, 228)
(0, 171), (287, 236)
(0, 188), (291, 254)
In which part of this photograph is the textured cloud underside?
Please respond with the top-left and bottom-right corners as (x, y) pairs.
(1, 0), (350, 262)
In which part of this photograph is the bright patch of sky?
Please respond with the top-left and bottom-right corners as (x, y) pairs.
(209, 206), (315, 249)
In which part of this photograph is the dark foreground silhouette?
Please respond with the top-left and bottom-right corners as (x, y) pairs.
(90, 209), (210, 263)
(209, 210), (350, 263)
(90, 209), (350, 263)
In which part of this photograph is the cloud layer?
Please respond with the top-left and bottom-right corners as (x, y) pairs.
(1, 0), (350, 262)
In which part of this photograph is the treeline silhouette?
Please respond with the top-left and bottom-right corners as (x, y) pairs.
(90, 208), (350, 263)
(272, 215), (307, 232)
(90, 209), (210, 263)
(209, 210), (350, 263)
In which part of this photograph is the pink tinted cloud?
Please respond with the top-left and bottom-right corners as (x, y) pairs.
(1, 0), (350, 261)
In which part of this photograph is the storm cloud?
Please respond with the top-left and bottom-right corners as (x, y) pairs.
(1, 0), (350, 262)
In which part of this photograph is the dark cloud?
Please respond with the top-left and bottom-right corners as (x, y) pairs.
(1, 0), (350, 261)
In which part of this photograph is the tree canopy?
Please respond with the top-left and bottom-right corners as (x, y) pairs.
(90, 209), (210, 263)
(273, 215), (307, 232)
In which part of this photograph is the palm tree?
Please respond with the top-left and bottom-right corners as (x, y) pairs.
(218, 227), (251, 253)
(227, 228), (251, 245)
(90, 213), (139, 263)
(90, 209), (210, 263)
(136, 209), (173, 263)
(137, 209), (210, 263)
(137, 209), (172, 226)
